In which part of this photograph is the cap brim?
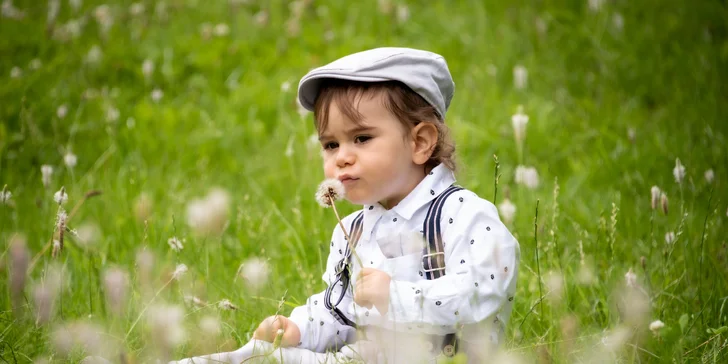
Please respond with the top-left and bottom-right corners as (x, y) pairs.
(297, 72), (391, 113)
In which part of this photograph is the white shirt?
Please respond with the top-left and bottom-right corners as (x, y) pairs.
(288, 164), (520, 353)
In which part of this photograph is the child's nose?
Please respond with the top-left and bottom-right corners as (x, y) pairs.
(335, 144), (356, 167)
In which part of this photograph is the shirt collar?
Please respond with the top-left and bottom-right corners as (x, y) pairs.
(362, 164), (456, 232)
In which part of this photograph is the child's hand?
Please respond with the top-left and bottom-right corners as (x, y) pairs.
(253, 315), (301, 347)
(355, 268), (391, 315)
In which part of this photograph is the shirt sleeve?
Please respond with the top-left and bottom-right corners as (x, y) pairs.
(287, 215), (358, 352)
(386, 192), (520, 330)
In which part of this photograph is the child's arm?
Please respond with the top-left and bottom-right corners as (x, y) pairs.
(386, 193), (520, 329)
(286, 216), (358, 352)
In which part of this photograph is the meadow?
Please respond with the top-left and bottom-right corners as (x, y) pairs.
(1, 0), (727, 362)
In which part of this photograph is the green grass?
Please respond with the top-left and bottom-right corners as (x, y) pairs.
(1, 0), (727, 362)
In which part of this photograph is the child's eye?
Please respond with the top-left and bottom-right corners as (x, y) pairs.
(323, 142), (339, 150)
(354, 135), (372, 143)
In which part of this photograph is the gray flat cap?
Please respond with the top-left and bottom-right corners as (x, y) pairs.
(297, 47), (455, 120)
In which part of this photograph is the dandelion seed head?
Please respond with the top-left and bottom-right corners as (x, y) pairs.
(650, 186), (661, 210)
(129, 2), (145, 16)
(151, 88), (163, 102)
(184, 295), (206, 307)
(142, 59), (154, 78)
(29, 58), (42, 70)
(41, 165), (53, 187)
(613, 13), (624, 31)
(396, 5), (409, 23)
(665, 231), (675, 244)
(511, 107), (529, 145)
(57, 104), (68, 119)
(135, 248), (155, 274)
(0, 189), (12, 204)
(315, 179), (345, 207)
(660, 192), (669, 215)
(199, 316), (221, 335)
(10, 66), (22, 79)
(147, 304), (187, 348)
(253, 10), (268, 26)
(105, 105), (119, 122)
(213, 23), (230, 37)
(85, 45), (103, 64)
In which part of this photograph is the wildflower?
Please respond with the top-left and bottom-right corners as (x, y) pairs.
(136, 248), (154, 275)
(513, 65), (527, 89)
(199, 316), (221, 336)
(184, 295), (206, 307)
(93, 5), (113, 33)
(85, 45), (103, 64)
(649, 320), (665, 334)
(545, 271), (564, 304)
(186, 188), (230, 236)
(218, 299), (238, 310)
(75, 222), (100, 247)
(33, 264), (63, 325)
(10, 66), (22, 78)
(47, 0), (59, 24)
(280, 81), (291, 92)
(167, 237), (183, 252)
(238, 257), (270, 291)
(511, 106), (529, 146)
(673, 158), (686, 184)
(146, 304), (186, 349)
(514, 165), (539, 189)
(213, 23), (229, 37)
(660, 192), (669, 215)
(172, 263), (188, 280)
(57, 104), (68, 119)
(253, 10), (268, 26)
(9, 234), (29, 312)
(69, 0), (82, 12)
(624, 268), (637, 288)
(142, 59), (154, 78)
(41, 165), (53, 187)
(129, 2), (145, 16)
(316, 179), (345, 207)
(650, 186), (661, 210)
(103, 268), (129, 315)
(64, 152), (77, 168)
(51, 239), (61, 257)
(588, 0), (605, 12)
(378, 0), (393, 14)
(627, 126), (635, 142)
(2, 0), (26, 19)
(151, 88), (163, 102)
(1, 186), (12, 205)
(29, 58), (42, 70)
(133, 193), (152, 222)
(665, 231), (675, 244)
(613, 13), (624, 31)
(396, 4), (409, 23)
(498, 198), (516, 224)
(54, 187), (68, 205)
(704, 169), (714, 184)
(105, 106), (119, 122)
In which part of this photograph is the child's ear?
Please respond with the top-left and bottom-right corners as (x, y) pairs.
(410, 122), (438, 165)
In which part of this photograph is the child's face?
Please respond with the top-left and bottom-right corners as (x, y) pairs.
(318, 92), (425, 209)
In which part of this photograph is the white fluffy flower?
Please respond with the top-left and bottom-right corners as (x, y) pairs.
(624, 268), (637, 288)
(103, 268), (129, 315)
(589, 0), (605, 12)
(142, 59), (154, 78)
(238, 257), (270, 291)
(0, 189), (11, 205)
(57, 104), (68, 119)
(650, 186), (661, 210)
(513, 65), (528, 89)
(105, 106), (119, 122)
(29, 58), (42, 70)
(665, 231), (675, 244)
(167, 237), (183, 252)
(280, 81), (291, 92)
(514, 165), (539, 189)
(53, 188), (68, 205)
(704, 169), (714, 184)
(186, 188), (230, 236)
(649, 320), (665, 334)
(315, 179), (345, 207)
(396, 4), (409, 23)
(69, 0), (82, 12)
(218, 299), (237, 310)
(10, 66), (22, 78)
(151, 88), (163, 102)
(511, 108), (529, 145)
(129, 2), (145, 16)
(146, 304), (186, 348)
(41, 165), (53, 187)
(199, 316), (221, 335)
(613, 13), (624, 31)
(498, 198), (516, 224)
(673, 158), (686, 184)
(184, 295), (206, 307)
(213, 23), (230, 37)
(172, 263), (188, 280)
(64, 152), (77, 168)
(85, 45), (103, 64)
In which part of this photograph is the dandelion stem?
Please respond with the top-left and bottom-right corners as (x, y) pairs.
(327, 195), (364, 268)
(698, 187), (713, 327)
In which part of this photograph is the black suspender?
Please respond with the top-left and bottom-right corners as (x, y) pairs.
(323, 185), (463, 335)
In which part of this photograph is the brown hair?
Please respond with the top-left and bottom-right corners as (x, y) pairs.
(313, 79), (456, 172)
